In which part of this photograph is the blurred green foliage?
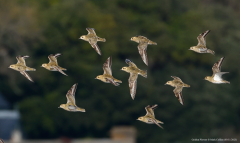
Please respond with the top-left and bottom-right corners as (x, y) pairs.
(1, 0), (240, 142)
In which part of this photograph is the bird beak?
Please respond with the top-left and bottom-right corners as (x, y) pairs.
(58, 107), (60, 108)
(164, 83), (167, 85)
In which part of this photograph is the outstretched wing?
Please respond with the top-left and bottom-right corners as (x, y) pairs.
(125, 59), (137, 68)
(48, 53), (61, 64)
(197, 30), (210, 46)
(66, 83), (78, 105)
(89, 38), (101, 55)
(212, 57), (225, 74)
(138, 42), (148, 66)
(171, 76), (183, 82)
(86, 28), (96, 35)
(0, 138), (4, 143)
(128, 73), (138, 100)
(16, 55), (29, 66)
(52, 66), (68, 76)
(103, 57), (112, 75)
(173, 86), (184, 105)
(151, 118), (164, 129)
(20, 71), (34, 82)
(105, 78), (119, 86)
(145, 104), (158, 117)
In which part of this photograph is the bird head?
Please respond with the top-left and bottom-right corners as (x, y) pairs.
(204, 76), (211, 81)
(58, 104), (65, 109)
(95, 75), (104, 81)
(165, 81), (172, 86)
(189, 46), (195, 51)
(121, 67), (129, 72)
(41, 64), (47, 68)
(9, 64), (16, 69)
(130, 36), (139, 43)
(137, 116), (147, 122)
(79, 35), (86, 40)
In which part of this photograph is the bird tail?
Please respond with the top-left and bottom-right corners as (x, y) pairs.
(183, 84), (190, 87)
(140, 70), (147, 78)
(26, 67), (36, 71)
(60, 67), (67, 71)
(77, 107), (86, 112)
(207, 49), (215, 55)
(97, 37), (106, 42)
(114, 79), (122, 83)
(223, 80), (230, 84)
(148, 40), (157, 45)
(156, 119), (164, 124)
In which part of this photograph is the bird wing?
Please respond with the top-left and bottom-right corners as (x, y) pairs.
(16, 55), (29, 66)
(128, 73), (138, 100)
(86, 28), (96, 35)
(213, 72), (229, 81)
(0, 138), (4, 143)
(150, 118), (164, 129)
(53, 66), (68, 76)
(173, 86), (184, 105)
(138, 42), (148, 66)
(103, 57), (112, 75)
(66, 83), (78, 105)
(105, 78), (120, 86)
(212, 57), (225, 75)
(20, 71), (34, 82)
(48, 53), (61, 64)
(197, 30), (210, 46)
(145, 104), (158, 117)
(171, 76), (183, 82)
(125, 59), (137, 68)
(89, 38), (101, 55)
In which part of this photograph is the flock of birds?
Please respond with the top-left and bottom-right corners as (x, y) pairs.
(5, 28), (230, 138)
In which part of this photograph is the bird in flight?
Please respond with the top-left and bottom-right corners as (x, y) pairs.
(79, 28), (106, 55)
(9, 55), (36, 82)
(41, 53), (68, 76)
(137, 104), (164, 129)
(189, 30), (215, 55)
(205, 57), (230, 84)
(130, 35), (157, 66)
(95, 57), (122, 86)
(121, 59), (147, 100)
(165, 76), (190, 105)
(59, 83), (86, 112)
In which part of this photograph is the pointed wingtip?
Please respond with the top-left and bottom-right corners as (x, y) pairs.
(125, 59), (132, 64)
